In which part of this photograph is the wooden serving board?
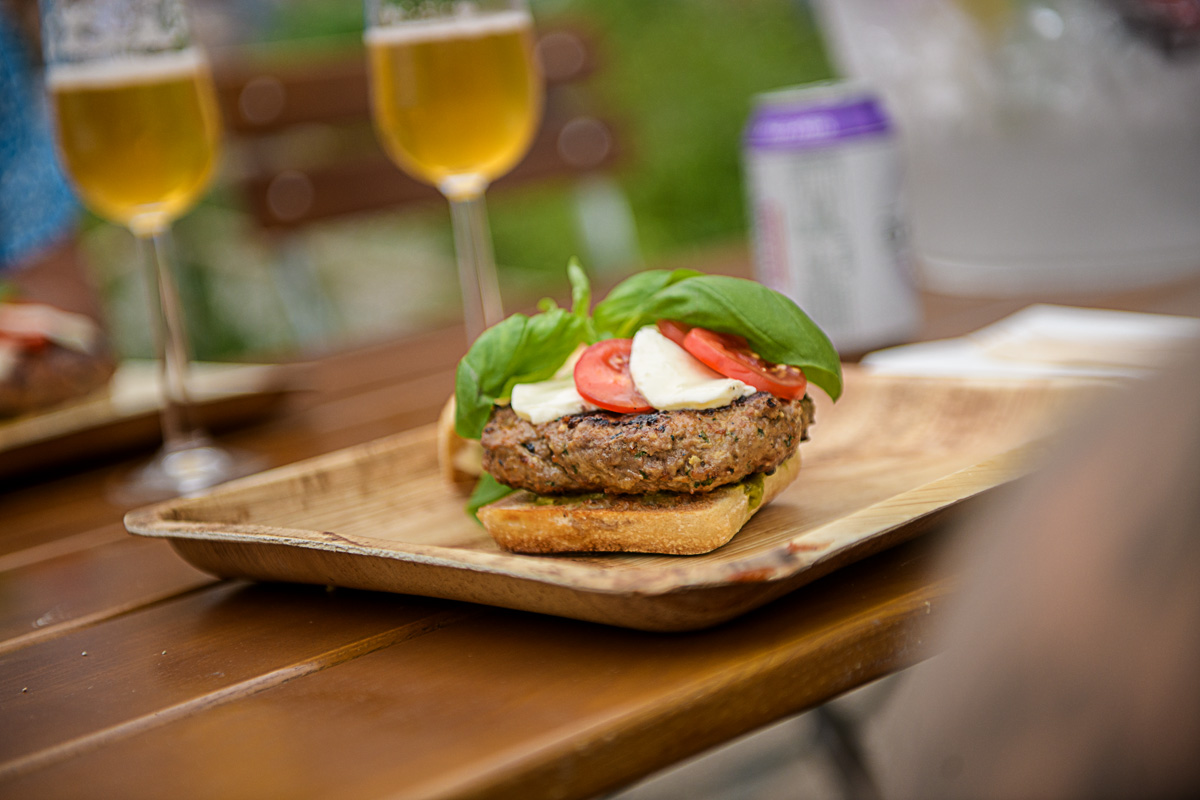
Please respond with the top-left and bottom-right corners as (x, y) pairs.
(0, 361), (294, 481)
(125, 368), (1093, 631)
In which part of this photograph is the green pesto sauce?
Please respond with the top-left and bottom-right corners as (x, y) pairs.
(742, 473), (766, 510)
(531, 492), (606, 506)
(529, 491), (692, 508)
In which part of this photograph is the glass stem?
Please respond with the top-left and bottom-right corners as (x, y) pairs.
(139, 228), (204, 453)
(447, 191), (504, 343)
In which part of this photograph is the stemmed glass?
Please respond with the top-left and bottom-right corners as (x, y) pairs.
(40, 0), (256, 500)
(364, 0), (543, 343)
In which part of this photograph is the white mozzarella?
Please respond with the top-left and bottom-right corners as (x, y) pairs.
(0, 302), (98, 353)
(629, 326), (754, 410)
(510, 376), (592, 423)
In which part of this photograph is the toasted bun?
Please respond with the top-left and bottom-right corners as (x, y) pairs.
(437, 396), (484, 493)
(477, 452), (800, 555)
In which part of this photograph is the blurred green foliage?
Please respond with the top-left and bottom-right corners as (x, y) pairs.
(497, 0), (834, 277)
(562, 0), (831, 253)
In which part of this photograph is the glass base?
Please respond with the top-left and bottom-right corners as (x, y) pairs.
(111, 435), (264, 505)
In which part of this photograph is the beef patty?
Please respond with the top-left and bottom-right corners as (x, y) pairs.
(481, 392), (814, 495)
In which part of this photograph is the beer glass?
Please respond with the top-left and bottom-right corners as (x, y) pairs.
(41, 0), (255, 499)
(364, 0), (543, 343)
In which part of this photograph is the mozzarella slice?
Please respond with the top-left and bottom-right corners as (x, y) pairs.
(629, 326), (754, 410)
(510, 376), (592, 424)
(0, 302), (99, 353)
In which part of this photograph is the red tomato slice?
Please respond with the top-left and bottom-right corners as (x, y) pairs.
(573, 339), (653, 414)
(655, 319), (691, 348)
(682, 327), (808, 399)
(0, 302), (54, 352)
(0, 331), (49, 351)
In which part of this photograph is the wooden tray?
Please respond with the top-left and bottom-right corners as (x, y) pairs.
(0, 360), (294, 481)
(125, 369), (1090, 631)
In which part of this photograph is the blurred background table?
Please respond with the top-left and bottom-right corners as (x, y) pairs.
(3, 269), (1199, 799)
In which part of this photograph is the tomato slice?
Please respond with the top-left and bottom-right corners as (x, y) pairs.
(681, 327), (808, 399)
(0, 303), (51, 353)
(655, 319), (691, 348)
(0, 331), (49, 352)
(573, 339), (653, 414)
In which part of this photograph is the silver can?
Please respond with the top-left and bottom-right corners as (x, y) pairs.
(744, 81), (918, 354)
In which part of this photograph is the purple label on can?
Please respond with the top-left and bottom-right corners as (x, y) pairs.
(744, 98), (891, 151)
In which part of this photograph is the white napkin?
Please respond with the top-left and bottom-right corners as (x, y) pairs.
(862, 305), (1200, 380)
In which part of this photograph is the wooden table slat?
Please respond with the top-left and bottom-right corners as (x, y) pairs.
(0, 582), (466, 769)
(0, 535), (951, 800)
(0, 475), (134, 558)
(0, 534), (215, 655)
(0, 524), (127, 574)
(303, 326), (467, 390)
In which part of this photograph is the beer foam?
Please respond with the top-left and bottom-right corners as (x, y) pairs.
(47, 48), (206, 90)
(365, 8), (531, 46)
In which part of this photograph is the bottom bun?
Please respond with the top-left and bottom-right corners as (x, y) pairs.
(477, 452), (800, 555)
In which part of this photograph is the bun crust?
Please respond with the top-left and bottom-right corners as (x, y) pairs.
(437, 396), (483, 493)
(477, 453), (800, 555)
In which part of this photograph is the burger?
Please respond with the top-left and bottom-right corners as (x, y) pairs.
(0, 296), (115, 418)
(442, 263), (841, 555)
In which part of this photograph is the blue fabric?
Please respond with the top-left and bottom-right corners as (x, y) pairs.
(0, 12), (78, 272)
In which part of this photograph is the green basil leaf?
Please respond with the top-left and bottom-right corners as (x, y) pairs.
(454, 307), (590, 439)
(568, 257), (590, 317)
(592, 268), (702, 339)
(567, 257), (599, 343)
(466, 472), (514, 521)
(641, 275), (843, 401)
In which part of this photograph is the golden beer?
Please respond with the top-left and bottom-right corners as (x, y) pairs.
(48, 50), (220, 236)
(366, 10), (541, 198)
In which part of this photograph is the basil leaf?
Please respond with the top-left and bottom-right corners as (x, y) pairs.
(454, 307), (590, 439)
(466, 472), (514, 520)
(568, 257), (590, 317)
(641, 275), (843, 401)
(567, 257), (600, 343)
(592, 268), (702, 339)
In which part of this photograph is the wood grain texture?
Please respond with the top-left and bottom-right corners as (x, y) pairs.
(0, 533), (950, 800)
(0, 534), (214, 654)
(126, 368), (1091, 630)
(0, 581), (466, 771)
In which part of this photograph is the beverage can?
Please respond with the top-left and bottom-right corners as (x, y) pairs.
(743, 80), (918, 354)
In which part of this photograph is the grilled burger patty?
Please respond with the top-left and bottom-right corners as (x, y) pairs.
(481, 392), (814, 495)
(0, 344), (116, 418)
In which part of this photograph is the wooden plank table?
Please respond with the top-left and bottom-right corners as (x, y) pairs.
(3, 266), (1200, 799)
